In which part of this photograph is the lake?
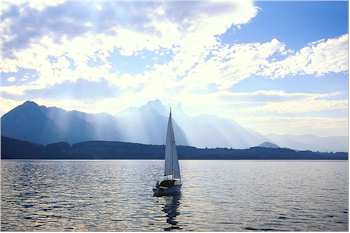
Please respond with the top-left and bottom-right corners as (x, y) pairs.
(1, 160), (348, 231)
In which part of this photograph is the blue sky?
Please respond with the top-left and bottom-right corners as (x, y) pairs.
(0, 0), (348, 137)
(224, 1), (348, 97)
(222, 1), (348, 49)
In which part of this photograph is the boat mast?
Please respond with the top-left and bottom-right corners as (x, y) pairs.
(170, 107), (174, 179)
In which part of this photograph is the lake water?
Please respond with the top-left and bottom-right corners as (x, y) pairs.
(1, 160), (348, 231)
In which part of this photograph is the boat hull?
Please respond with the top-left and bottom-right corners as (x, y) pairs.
(153, 185), (181, 197)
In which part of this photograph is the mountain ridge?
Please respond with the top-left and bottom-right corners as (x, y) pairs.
(1, 100), (264, 148)
(1, 136), (347, 160)
(1, 100), (348, 152)
(257, 141), (280, 148)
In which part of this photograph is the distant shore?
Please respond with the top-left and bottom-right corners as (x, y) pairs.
(1, 136), (347, 160)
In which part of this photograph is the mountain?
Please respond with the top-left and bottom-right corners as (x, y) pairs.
(1, 101), (121, 144)
(118, 100), (266, 148)
(1, 100), (265, 148)
(0, 100), (190, 145)
(1, 100), (347, 152)
(257, 141), (279, 148)
(2, 136), (347, 160)
(173, 112), (266, 149)
(267, 134), (348, 152)
(1, 136), (45, 157)
(114, 99), (188, 145)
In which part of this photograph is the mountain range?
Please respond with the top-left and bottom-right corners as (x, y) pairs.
(1, 100), (348, 152)
(2, 136), (347, 160)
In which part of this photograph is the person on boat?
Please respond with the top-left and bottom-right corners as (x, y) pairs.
(156, 179), (176, 188)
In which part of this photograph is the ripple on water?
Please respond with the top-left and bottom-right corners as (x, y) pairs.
(22, 204), (34, 208)
(1, 160), (348, 231)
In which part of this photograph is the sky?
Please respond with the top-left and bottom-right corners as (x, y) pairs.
(0, 0), (348, 137)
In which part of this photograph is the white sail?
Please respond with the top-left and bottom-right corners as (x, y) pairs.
(164, 110), (181, 180)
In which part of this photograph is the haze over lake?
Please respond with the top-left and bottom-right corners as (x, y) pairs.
(1, 160), (348, 231)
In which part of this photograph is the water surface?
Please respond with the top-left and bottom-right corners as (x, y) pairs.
(1, 160), (348, 231)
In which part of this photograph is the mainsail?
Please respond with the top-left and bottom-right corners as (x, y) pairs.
(164, 110), (181, 180)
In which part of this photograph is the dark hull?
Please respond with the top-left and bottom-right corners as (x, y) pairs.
(153, 185), (181, 197)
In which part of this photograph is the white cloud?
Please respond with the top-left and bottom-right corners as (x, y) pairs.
(181, 38), (287, 90)
(2, 0), (346, 101)
(237, 116), (348, 137)
(0, 0), (258, 96)
(1, 0), (65, 12)
(7, 76), (16, 82)
(180, 34), (347, 92)
(210, 90), (341, 103)
(261, 34), (349, 78)
(211, 90), (347, 116)
(176, 90), (346, 113)
(243, 98), (348, 114)
(1, 1), (257, 57)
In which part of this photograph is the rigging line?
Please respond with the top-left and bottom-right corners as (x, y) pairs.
(171, 119), (173, 178)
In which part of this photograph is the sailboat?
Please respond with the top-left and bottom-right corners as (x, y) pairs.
(153, 109), (182, 197)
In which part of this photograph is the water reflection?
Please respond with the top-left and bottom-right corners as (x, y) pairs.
(162, 194), (182, 231)
(1, 160), (348, 231)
